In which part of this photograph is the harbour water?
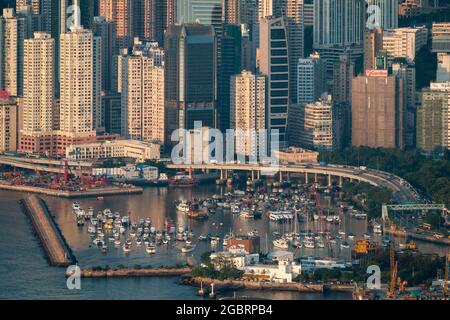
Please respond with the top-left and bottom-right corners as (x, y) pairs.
(0, 184), (444, 300)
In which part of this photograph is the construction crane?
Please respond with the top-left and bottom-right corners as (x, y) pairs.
(388, 241), (398, 298)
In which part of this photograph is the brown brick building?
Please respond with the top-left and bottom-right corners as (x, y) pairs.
(351, 70), (405, 149)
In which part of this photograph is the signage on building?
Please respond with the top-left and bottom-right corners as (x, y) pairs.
(365, 69), (388, 77)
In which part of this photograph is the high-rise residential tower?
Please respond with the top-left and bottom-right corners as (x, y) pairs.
(60, 24), (101, 134)
(120, 41), (165, 144)
(230, 70), (266, 156)
(23, 32), (54, 134)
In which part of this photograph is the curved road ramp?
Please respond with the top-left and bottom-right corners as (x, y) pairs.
(20, 195), (76, 266)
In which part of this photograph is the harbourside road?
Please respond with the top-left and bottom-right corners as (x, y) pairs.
(20, 195), (75, 266)
(167, 163), (420, 203)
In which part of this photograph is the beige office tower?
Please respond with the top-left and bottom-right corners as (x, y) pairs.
(352, 70), (405, 149)
(285, 0), (304, 104)
(99, 0), (134, 52)
(121, 50), (165, 144)
(0, 9), (26, 97)
(230, 71), (266, 156)
(23, 32), (54, 134)
(0, 100), (21, 152)
(60, 26), (99, 135)
(364, 27), (383, 71)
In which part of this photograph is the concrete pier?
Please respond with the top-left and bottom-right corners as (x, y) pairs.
(20, 195), (75, 266)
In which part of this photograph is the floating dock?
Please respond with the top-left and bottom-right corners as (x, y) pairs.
(0, 181), (143, 198)
(20, 195), (76, 266)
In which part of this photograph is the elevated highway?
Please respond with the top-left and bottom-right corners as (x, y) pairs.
(167, 162), (420, 203)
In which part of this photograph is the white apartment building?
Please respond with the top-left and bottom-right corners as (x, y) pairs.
(60, 24), (101, 135)
(382, 26), (428, 62)
(230, 70), (266, 157)
(23, 32), (54, 134)
(120, 45), (165, 144)
(66, 139), (161, 162)
(299, 96), (336, 151)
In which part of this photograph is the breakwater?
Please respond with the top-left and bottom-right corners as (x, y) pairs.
(69, 267), (192, 278)
(20, 195), (75, 266)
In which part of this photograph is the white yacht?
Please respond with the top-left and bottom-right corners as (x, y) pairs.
(273, 238), (289, 249)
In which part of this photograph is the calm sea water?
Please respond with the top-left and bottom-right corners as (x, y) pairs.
(0, 184), (441, 300)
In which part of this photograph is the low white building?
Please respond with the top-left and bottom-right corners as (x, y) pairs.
(299, 256), (347, 272)
(210, 245), (259, 270)
(243, 258), (302, 283)
(66, 139), (160, 162)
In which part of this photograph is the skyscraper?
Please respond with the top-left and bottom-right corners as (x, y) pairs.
(230, 70), (266, 156)
(23, 32), (54, 134)
(60, 24), (100, 134)
(297, 52), (327, 106)
(332, 54), (354, 104)
(352, 70), (405, 149)
(285, 0), (304, 104)
(93, 16), (116, 92)
(99, 0), (134, 52)
(164, 24), (217, 143)
(133, 0), (167, 46)
(417, 89), (448, 154)
(120, 41), (165, 143)
(313, 0), (364, 77)
(218, 24), (242, 132)
(0, 9), (26, 97)
(259, 16), (290, 148)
